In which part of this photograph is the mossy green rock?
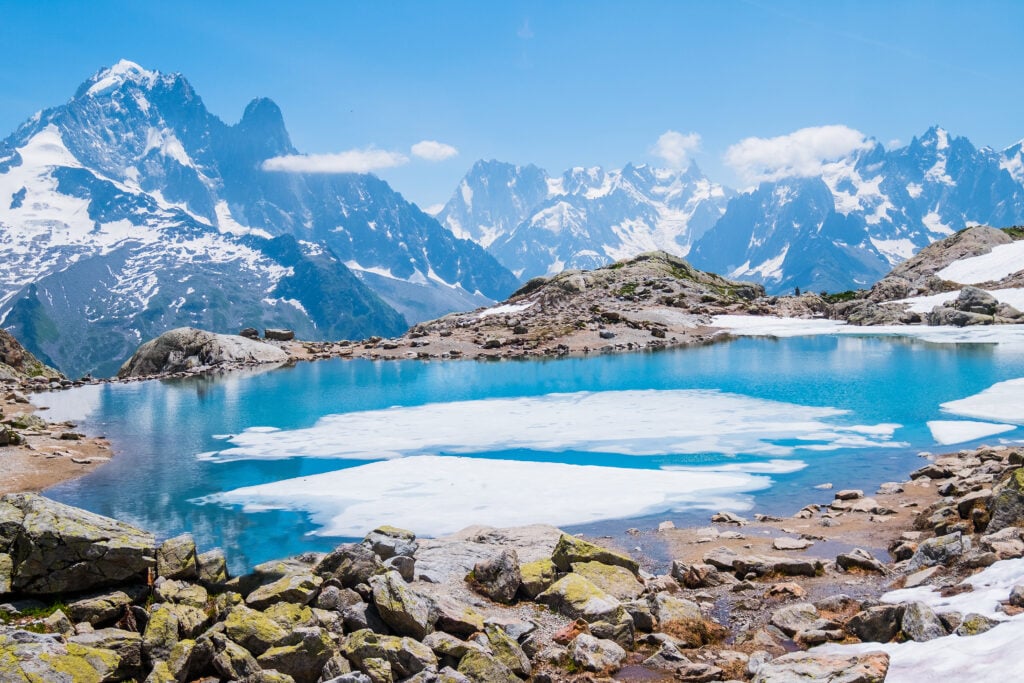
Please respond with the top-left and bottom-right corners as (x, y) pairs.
(225, 604), (292, 656)
(142, 604), (180, 664)
(536, 573), (623, 623)
(518, 559), (557, 599)
(246, 572), (322, 609)
(955, 612), (999, 636)
(571, 561), (644, 600)
(0, 493), (156, 595)
(0, 630), (120, 682)
(456, 650), (519, 683)
(362, 656), (393, 682)
(484, 624), (531, 677)
(145, 661), (176, 683)
(551, 533), (639, 575)
(68, 627), (143, 680)
(264, 601), (316, 629)
(340, 628), (438, 679)
(370, 570), (435, 639)
(257, 627), (334, 683)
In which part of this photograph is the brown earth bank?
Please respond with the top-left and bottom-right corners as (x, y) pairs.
(2, 442), (1023, 682)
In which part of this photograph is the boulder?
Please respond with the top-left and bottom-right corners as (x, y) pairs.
(988, 468), (1024, 532)
(535, 574), (622, 623)
(240, 327), (260, 339)
(256, 627), (334, 683)
(769, 602), (820, 637)
(156, 533), (197, 580)
(339, 629), (438, 680)
(68, 589), (133, 625)
(551, 533), (639, 575)
(209, 632), (261, 679)
(571, 560), (645, 600)
(316, 543), (383, 588)
(0, 493), (156, 595)
(470, 549), (521, 604)
(154, 579), (208, 607)
(900, 601), (947, 642)
(224, 604), (293, 656)
(752, 651), (889, 683)
(264, 328), (295, 341)
(837, 548), (887, 573)
(197, 548), (228, 586)
(142, 603), (180, 665)
(369, 570), (435, 639)
(246, 572), (322, 609)
(845, 605), (904, 643)
(0, 630), (121, 682)
(484, 623), (530, 677)
(907, 532), (970, 571)
(517, 559), (557, 599)
(955, 612), (999, 636)
(643, 640), (722, 680)
(68, 627), (143, 681)
(118, 327), (287, 377)
(567, 633), (626, 673)
(955, 286), (1000, 315)
(363, 526), (418, 560)
(456, 650), (519, 683)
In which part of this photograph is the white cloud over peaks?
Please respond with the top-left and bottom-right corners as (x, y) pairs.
(261, 148), (409, 174)
(651, 130), (701, 169)
(411, 140), (459, 162)
(724, 125), (872, 184)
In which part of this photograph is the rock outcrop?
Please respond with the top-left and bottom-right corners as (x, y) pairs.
(117, 327), (288, 378)
(0, 329), (64, 382)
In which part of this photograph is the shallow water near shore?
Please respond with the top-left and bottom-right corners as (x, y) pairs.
(37, 334), (1024, 572)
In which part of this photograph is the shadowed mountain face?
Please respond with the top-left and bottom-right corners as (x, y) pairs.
(0, 61), (517, 377)
(441, 127), (1024, 295)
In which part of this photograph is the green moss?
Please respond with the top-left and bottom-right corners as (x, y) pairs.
(1002, 226), (1024, 240)
(822, 290), (863, 303)
(617, 283), (637, 296)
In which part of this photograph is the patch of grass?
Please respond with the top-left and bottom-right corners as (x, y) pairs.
(617, 283), (637, 296)
(822, 290), (863, 304)
(1002, 226), (1024, 240)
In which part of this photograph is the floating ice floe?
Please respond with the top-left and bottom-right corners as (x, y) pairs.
(204, 455), (770, 537)
(926, 420), (1016, 445)
(818, 558), (1024, 682)
(200, 389), (904, 463)
(940, 378), (1024, 424)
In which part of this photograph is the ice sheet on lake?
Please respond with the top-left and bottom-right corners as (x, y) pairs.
(926, 419), (1016, 445)
(713, 315), (1024, 348)
(205, 455), (769, 537)
(201, 389), (904, 462)
(818, 558), (1024, 683)
(940, 378), (1024, 424)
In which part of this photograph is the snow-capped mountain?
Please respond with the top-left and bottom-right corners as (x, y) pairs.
(438, 160), (732, 280)
(0, 61), (517, 376)
(444, 127), (1024, 294)
(690, 126), (1024, 294)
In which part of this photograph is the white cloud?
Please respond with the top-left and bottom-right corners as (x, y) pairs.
(651, 130), (701, 169)
(724, 125), (872, 184)
(411, 140), (459, 162)
(261, 148), (409, 174)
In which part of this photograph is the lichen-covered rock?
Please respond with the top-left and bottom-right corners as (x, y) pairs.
(769, 602), (820, 637)
(339, 629), (438, 680)
(197, 548), (228, 587)
(316, 543), (384, 588)
(988, 468), (1024, 532)
(845, 605), (904, 643)
(642, 640), (721, 680)
(256, 627), (334, 683)
(370, 570), (435, 639)
(154, 579), (208, 608)
(752, 651), (889, 683)
(536, 573), (622, 622)
(68, 589), (133, 625)
(907, 532), (970, 571)
(0, 630), (121, 683)
(142, 604), (179, 665)
(209, 632), (261, 679)
(484, 624), (530, 677)
(551, 533), (639, 575)
(363, 526), (418, 560)
(225, 604), (293, 656)
(118, 327), (287, 377)
(572, 561), (644, 600)
(567, 633), (626, 673)
(246, 572), (322, 609)
(470, 549), (521, 604)
(456, 650), (519, 683)
(0, 493), (155, 595)
(955, 612), (999, 636)
(429, 594), (486, 638)
(900, 601), (947, 642)
(68, 627), (143, 681)
(517, 558), (557, 600)
(156, 534), (197, 580)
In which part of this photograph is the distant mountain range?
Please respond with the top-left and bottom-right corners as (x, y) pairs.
(439, 127), (1024, 295)
(0, 61), (517, 377)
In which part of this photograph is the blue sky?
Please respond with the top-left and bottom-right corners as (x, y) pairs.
(1, 1), (1022, 208)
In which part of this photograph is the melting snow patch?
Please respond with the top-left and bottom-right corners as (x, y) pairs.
(199, 389), (903, 463)
(475, 301), (535, 318)
(940, 378), (1024, 424)
(936, 240), (1024, 284)
(926, 420), (1016, 445)
(818, 558), (1024, 683)
(205, 455), (768, 537)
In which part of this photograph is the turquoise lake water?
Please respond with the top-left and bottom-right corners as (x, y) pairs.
(39, 334), (1024, 572)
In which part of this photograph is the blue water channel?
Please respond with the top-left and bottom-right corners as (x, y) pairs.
(39, 334), (1024, 571)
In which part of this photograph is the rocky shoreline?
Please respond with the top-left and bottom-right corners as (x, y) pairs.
(3, 442), (1023, 682)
